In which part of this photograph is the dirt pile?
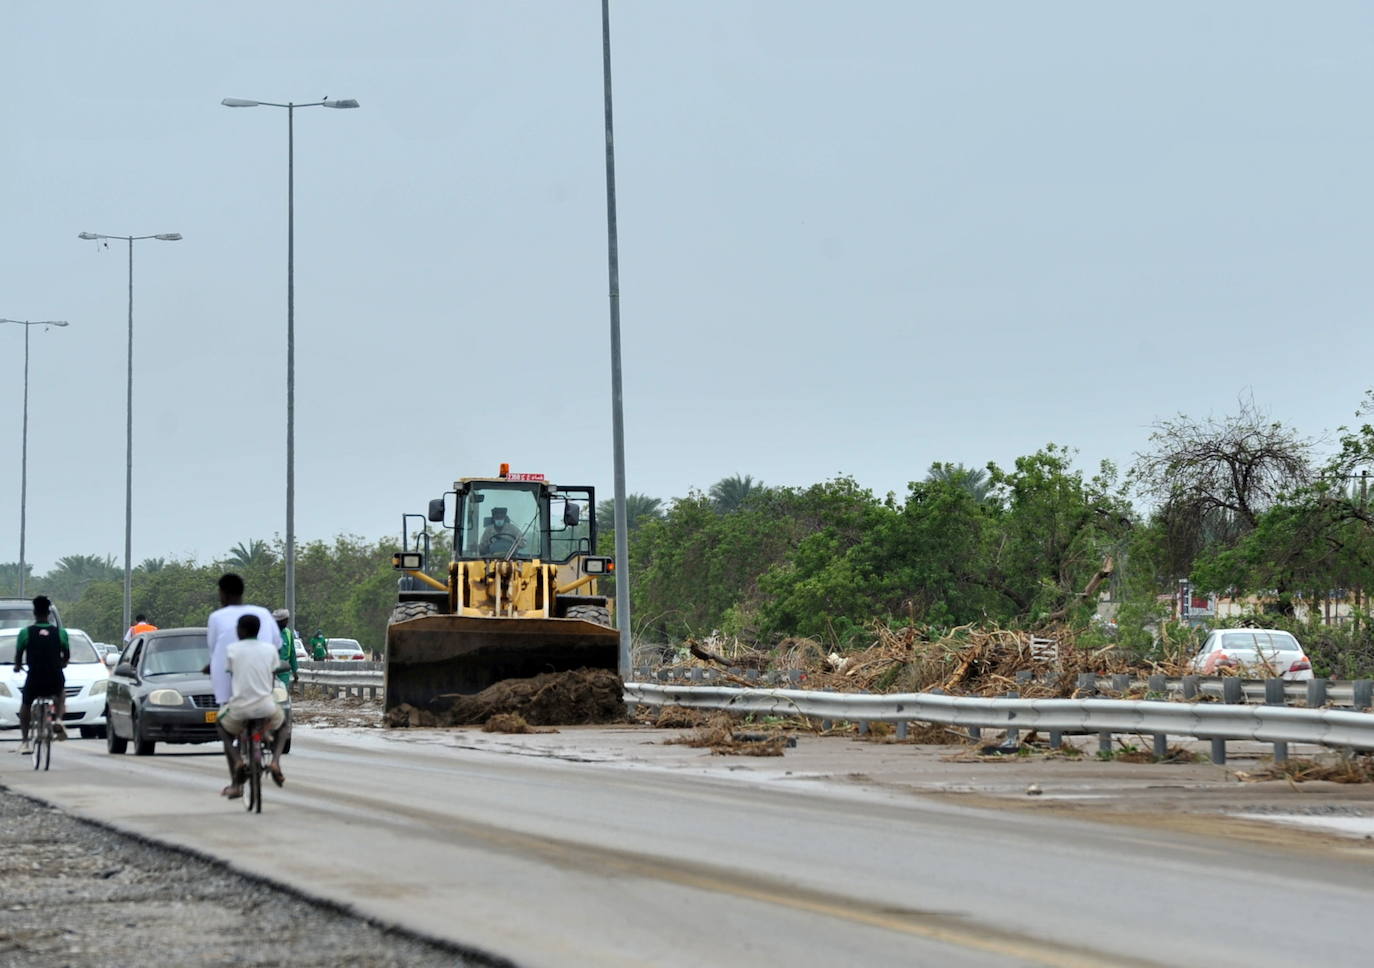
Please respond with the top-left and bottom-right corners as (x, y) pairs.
(386, 668), (624, 728)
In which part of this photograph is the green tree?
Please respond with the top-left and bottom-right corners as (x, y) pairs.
(225, 539), (276, 569)
(595, 494), (664, 533)
(709, 474), (762, 513)
(924, 462), (995, 504)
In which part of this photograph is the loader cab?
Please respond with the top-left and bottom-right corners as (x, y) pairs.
(447, 477), (595, 565)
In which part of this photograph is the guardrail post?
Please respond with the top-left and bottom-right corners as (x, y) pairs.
(1307, 678), (1328, 708)
(821, 719), (832, 731)
(1015, 669), (1033, 685)
(1153, 733), (1168, 759)
(1210, 738), (1226, 764)
(1222, 678), (1243, 704)
(1076, 673), (1097, 696)
(1003, 691), (1020, 747)
(1111, 673), (1131, 694)
(895, 721), (908, 739)
(1048, 730), (1062, 749)
(1272, 741), (1288, 763)
(1147, 674), (1166, 696)
(1355, 680), (1373, 711)
(1182, 675), (1199, 700)
(1098, 731), (1112, 755)
(1264, 679), (1286, 705)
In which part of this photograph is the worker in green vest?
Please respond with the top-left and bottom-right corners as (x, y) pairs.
(310, 628), (328, 661)
(272, 609), (299, 689)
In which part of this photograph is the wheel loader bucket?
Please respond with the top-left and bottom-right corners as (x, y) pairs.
(384, 614), (620, 713)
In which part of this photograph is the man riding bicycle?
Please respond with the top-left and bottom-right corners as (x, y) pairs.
(13, 595), (69, 754)
(215, 613), (290, 799)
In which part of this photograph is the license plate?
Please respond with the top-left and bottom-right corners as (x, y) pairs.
(204, 710), (217, 724)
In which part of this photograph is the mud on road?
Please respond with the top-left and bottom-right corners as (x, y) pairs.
(0, 786), (506, 968)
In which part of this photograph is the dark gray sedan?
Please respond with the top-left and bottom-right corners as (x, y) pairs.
(105, 627), (291, 756)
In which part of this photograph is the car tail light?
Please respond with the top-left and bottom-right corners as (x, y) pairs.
(1215, 652), (1235, 668)
(1290, 656), (1311, 672)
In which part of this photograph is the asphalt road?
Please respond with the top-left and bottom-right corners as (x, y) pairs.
(3, 727), (1372, 968)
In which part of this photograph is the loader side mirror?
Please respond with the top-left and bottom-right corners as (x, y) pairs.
(427, 498), (445, 522)
(563, 503), (581, 527)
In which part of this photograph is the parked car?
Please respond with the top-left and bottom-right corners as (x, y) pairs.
(1189, 628), (1313, 680)
(105, 626), (291, 755)
(325, 638), (366, 660)
(0, 626), (109, 738)
(0, 598), (62, 630)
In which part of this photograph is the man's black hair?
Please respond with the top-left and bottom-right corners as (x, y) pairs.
(32, 595), (51, 617)
(135, 613), (146, 622)
(218, 573), (245, 597)
(237, 613), (261, 638)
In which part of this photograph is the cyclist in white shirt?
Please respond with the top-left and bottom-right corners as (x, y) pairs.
(215, 612), (290, 799)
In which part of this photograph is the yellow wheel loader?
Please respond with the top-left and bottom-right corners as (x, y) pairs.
(385, 466), (619, 713)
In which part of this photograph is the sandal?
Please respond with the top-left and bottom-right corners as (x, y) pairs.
(221, 784), (243, 799)
(269, 764), (285, 787)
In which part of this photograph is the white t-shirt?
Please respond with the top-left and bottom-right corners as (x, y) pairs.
(225, 637), (280, 719)
(207, 604), (281, 704)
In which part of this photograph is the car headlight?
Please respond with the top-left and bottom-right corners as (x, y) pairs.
(147, 689), (185, 706)
(89, 679), (108, 696)
(272, 684), (288, 703)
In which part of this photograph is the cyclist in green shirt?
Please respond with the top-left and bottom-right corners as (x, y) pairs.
(310, 629), (328, 661)
(13, 596), (70, 753)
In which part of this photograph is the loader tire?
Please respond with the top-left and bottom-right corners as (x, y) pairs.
(566, 604), (612, 627)
(389, 601), (439, 625)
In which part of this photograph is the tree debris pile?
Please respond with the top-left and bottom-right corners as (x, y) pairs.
(664, 713), (789, 756)
(672, 624), (1194, 699)
(386, 668), (624, 727)
(481, 712), (558, 734)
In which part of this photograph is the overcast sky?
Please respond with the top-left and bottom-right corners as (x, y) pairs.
(2, 1), (1371, 575)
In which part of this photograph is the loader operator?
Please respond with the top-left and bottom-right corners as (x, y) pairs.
(479, 507), (526, 556)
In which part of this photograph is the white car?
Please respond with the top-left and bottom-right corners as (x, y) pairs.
(325, 638), (366, 660)
(1189, 628), (1313, 681)
(0, 627), (110, 737)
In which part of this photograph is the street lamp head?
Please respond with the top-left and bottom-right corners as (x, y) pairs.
(221, 98), (261, 107)
(322, 99), (360, 109)
(47, 322), (70, 328)
(153, 233), (183, 241)
(78, 232), (100, 240)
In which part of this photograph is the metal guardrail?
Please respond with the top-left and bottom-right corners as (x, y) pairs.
(624, 683), (1374, 762)
(296, 662), (383, 699)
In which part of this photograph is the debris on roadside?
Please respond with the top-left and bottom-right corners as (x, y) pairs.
(1239, 753), (1374, 784)
(664, 714), (791, 756)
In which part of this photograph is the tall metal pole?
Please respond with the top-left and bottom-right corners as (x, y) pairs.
(602, 0), (632, 676)
(19, 325), (30, 599)
(286, 104), (297, 627)
(123, 239), (135, 632)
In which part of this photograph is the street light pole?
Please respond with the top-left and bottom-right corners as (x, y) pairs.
(601, 0), (633, 676)
(77, 232), (182, 632)
(0, 319), (70, 598)
(221, 96), (358, 628)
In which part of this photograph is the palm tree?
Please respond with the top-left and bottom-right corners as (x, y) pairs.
(137, 557), (167, 574)
(226, 539), (275, 569)
(709, 474), (761, 513)
(43, 554), (121, 602)
(596, 494), (664, 533)
(925, 462), (994, 504)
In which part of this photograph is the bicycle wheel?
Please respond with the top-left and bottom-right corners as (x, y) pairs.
(32, 702), (49, 772)
(42, 714), (51, 771)
(250, 735), (265, 812)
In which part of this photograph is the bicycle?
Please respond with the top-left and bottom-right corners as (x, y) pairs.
(237, 718), (271, 813)
(30, 696), (55, 772)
